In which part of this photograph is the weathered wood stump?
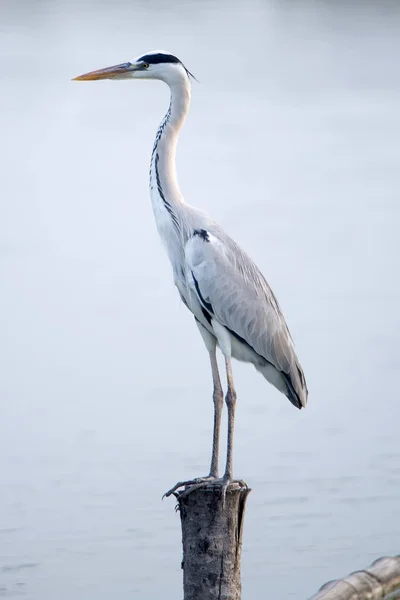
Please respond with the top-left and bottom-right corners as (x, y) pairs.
(309, 555), (400, 600)
(175, 481), (251, 600)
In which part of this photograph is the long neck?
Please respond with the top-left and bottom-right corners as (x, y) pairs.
(150, 78), (191, 235)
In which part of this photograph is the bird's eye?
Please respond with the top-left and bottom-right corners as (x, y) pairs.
(142, 62), (149, 69)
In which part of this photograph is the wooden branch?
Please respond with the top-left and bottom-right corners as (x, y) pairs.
(309, 556), (400, 600)
(175, 481), (251, 600)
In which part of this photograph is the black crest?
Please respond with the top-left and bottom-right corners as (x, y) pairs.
(138, 52), (181, 65)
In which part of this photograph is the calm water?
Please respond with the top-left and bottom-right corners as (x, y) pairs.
(1, 1), (400, 598)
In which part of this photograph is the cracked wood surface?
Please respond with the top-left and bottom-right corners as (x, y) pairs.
(176, 482), (251, 600)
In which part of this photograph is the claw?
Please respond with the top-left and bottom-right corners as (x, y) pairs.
(163, 476), (247, 506)
(178, 481), (214, 499)
(163, 476), (217, 499)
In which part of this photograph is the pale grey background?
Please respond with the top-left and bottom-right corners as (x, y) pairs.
(1, 0), (399, 598)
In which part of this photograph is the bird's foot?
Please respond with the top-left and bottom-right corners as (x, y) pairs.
(163, 475), (217, 499)
(163, 476), (247, 507)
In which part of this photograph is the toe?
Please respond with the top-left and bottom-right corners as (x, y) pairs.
(163, 476), (217, 499)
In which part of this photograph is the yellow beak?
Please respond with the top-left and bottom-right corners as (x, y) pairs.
(72, 62), (134, 81)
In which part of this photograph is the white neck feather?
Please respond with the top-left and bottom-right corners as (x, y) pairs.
(149, 77), (191, 242)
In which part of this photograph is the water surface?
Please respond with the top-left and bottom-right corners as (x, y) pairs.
(1, 1), (400, 598)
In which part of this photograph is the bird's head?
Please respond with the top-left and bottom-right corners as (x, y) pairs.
(72, 51), (194, 86)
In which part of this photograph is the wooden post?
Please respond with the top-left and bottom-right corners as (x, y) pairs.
(309, 556), (400, 600)
(173, 481), (251, 600)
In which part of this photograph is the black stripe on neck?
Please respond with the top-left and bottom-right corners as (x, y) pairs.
(151, 104), (171, 158)
(154, 153), (180, 232)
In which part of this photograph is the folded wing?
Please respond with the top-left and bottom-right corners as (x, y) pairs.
(185, 228), (308, 408)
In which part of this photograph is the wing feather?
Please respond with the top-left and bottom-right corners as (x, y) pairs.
(185, 229), (307, 407)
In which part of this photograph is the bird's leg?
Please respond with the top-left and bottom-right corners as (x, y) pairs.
(209, 347), (224, 478)
(169, 357), (242, 503)
(165, 355), (241, 503)
(164, 324), (245, 503)
(163, 346), (223, 499)
(164, 333), (244, 505)
(220, 356), (237, 503)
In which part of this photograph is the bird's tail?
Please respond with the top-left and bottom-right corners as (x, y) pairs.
(282, 359), (308, 410)
(256, 357), (308, 410)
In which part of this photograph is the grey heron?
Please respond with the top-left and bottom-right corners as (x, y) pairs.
(73, 51), (308, 498)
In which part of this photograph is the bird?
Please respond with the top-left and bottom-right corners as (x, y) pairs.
(73, 51), (308, 499)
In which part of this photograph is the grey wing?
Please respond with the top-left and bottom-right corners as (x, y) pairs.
(185, 229), (308, 409)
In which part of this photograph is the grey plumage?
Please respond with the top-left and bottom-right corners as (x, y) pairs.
(170, 207), (308, 410)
